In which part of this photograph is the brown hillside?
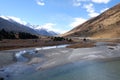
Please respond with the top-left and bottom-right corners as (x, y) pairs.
(62, 3), (120, 38)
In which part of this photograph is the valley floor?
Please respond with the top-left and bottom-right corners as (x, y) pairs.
(0, 41), (120, 80)
(0, 39), (73, 51)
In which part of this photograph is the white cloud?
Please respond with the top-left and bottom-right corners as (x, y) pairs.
(100, 8), (109, 13)
(35, 22), (69, 33)
(36, 0), (45, 6)
(35, 23), (55, 30)
(84, 3), (94, 13)
(35, 23), (66, 33)
(70, 17), (87, 28)
(73, 0), (89, 7)
(83, 3), (99, 17)
(89, 12), (99, 17)
(91, 0), (111, 4)
(72, 0), (110, 7)
(0, 16), (27, 25)
(73, 0), (81, 7)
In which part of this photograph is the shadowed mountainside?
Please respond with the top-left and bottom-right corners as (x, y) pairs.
(0, 17), (59, 36)
(0, 17), (38, 35)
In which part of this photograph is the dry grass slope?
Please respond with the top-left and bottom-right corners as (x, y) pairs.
(62, 3), (120, 38)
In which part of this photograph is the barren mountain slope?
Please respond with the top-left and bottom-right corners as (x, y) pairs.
(62, 3), (120, 38)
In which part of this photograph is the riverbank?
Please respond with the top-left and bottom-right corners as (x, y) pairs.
(1, 38), (120, 51)
(0, 39), (73, 51)
(0, 41), (120, 80)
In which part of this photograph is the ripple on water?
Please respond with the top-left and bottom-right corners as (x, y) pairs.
(12, 59), (120, 80)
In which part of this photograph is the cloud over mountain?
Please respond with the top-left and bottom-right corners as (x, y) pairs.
(83, 3), (99, 17)
(70, 17), (86, 28)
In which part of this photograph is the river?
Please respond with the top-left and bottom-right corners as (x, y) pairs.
(2, 43), (120, 80)
(15, 44), (69, 62)
(13, 59), (120, 80)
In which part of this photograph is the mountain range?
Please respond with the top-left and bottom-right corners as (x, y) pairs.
(62, 3), (120, 39)
(0, 16), (58, 36)
(1, 3), (119, 38)
(27, 24), (59, 36)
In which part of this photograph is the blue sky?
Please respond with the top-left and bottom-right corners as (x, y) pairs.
(0, 0), (119, 33)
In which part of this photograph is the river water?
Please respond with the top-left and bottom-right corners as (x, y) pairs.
(8, 43), (120, 80)
(13, 59), (120, 80)
(15, 44), (69, 62)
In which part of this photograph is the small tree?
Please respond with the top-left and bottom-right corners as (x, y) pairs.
(53, 37), (65, 41)
(0, 36), (2, 41)
(68, 39), (72, 42)
(18, 32), (38, 39)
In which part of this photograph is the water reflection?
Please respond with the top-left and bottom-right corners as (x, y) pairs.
(13, 60), (120, 80)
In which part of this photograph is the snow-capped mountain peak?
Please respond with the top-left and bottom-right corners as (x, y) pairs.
(0, 16), (27, 25)
(0, 15), (59, 36)
(30, 25), (59, 36)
